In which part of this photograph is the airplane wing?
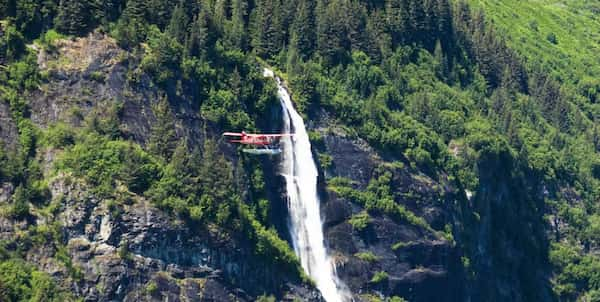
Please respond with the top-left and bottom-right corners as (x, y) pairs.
(222, 132), (244, 137)
(223, 132), (293, 137)
(259, 134), (294, 137)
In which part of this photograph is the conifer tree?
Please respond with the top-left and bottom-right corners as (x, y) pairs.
(12, 0), (47, 38)
(213, 0), (229, 33)
(435, 0), (452, 39)
(251, 0), (283, 58)
(198, 139), (236, 224)
(229, 67), (242, 98)
(0, 24), (26, 63)
(147, 0), (173, 29)
(286, 38), (302, 77)
(55, 0), (90, 36)
(408, 0), (426, 44)
(366, 9), (389, 61)
(346, 0), (368, 53)
(386, 0), (409, 45)
(92, 0), (126, 26)
(167, 3), (189, 44)
(186, 11), (209, 58)
(122, 0), (145, 23)
(452, 0), (471, 36)
(225, 0), (247, 50)
(115, 0), (147, 48)
(148, 96), (177, 161)
(10, 184), (30, 219)
(316, 0), (347, 65)
(423, 0), (437, 48)
(500, 65), (519, 93)
(0, 0), (16, 19)
(554, 96), (571, 132)
(433, 39), (447, 77)
(593, 123), (600, 152)
(169, 139), (193, 179)
(290, 0), (315, 59)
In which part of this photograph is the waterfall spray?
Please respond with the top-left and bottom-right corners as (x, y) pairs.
(264, 68), (350, 302)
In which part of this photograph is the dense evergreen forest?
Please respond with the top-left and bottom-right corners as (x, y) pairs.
(0, 0), (599, 301)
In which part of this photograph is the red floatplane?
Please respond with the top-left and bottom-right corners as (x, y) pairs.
(222, 131), (292, 155)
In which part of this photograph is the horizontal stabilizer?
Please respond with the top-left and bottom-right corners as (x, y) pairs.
(242, 148), (282, 155)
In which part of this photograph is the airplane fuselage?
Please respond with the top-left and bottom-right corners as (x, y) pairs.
(223, 131), (291, 147)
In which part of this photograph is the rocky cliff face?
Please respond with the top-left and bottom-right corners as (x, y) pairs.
(50, 175), (319, 301)
(315, 125), (466, 301)
(0, 33), (320, 301)
(0, 33), (554, 302)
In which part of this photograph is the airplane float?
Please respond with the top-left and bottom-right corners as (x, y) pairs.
(222, 131), (293, 155)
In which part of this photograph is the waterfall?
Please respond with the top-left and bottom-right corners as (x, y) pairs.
(264, 68), (349, 302)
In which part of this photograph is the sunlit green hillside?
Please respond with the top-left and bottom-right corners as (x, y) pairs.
(468, 0), (600, 93)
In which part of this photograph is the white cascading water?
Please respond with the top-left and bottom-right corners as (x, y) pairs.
(263, 68), (349, 302)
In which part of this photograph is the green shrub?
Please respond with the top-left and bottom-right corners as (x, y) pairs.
(0, 25), (26, 62)
(327, 177), (354, 189)
(0, 143), (11, 181)
(40, 29), (65, 45)
(29, 271), (62, 301)
(308, 131), (324, 148)
(201, 89), (252, 129)
(4, 53), (42, 92)
(140, 26), (183, 85)
(442, 224), (455, 245)
(355, 251), (380, 262)
(370, 271), (389, 284)
(146, 281), (158, 295)
(189, 206), (203, 222)
(247, 210), (302, 276)
(256, 294), (276, 302)
(0, 259), (73, 301)
(28, 223), (60, 246)
(546, 32), (558, 44)
(349, 211), (370, 231)
(461, 256), (471, 270)
(332, 170), (430, 230)
(55, 245), (83, 281)
(118, 240), (132, 260)
(107, 199), (123, 218)
(318, 153), (333, 169)
(528, 20), (539, 31)
(392, 242), (407, 251)
(38, 29), (66, 53)
(57, 134), (160, 196)
(10, 185), (30, 219)
(43, 123), (75, 148)
(0, 259), (31, 301)
(88, 71), (106, 83)
(582, 290), (600, 302)
(146, 140), (238, 227)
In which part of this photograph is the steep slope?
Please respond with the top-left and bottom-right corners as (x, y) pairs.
(463, 1), (600, 299)
(0, 0), (599, 301)
(0, 33), (471, 301)
(467, 0), (600, 85)
(319, 129), (466, 302)
(0, 33), (320, 301)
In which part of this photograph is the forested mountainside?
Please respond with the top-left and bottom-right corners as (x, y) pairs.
(0, 0), (599, 301)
